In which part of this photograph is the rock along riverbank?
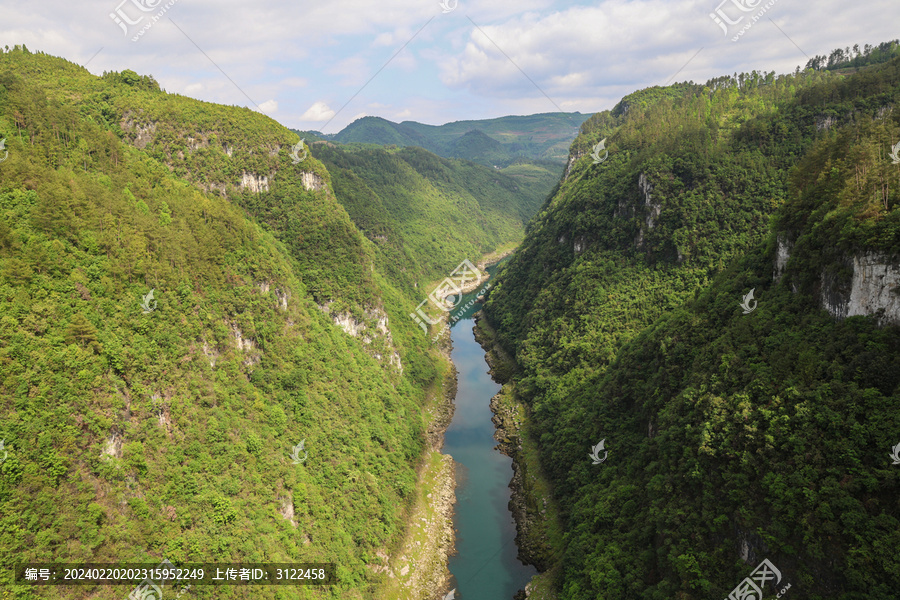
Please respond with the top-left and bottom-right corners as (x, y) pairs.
(373, 248), (517, 600)
(472, 312), (562, 600)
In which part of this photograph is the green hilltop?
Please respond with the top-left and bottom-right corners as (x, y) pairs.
(300, 111), (590, 166)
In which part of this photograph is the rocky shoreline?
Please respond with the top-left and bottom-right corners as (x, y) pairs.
(473, 312), (556, 599)
(370, 321), (457, 600)
(393, 249), (517, 600)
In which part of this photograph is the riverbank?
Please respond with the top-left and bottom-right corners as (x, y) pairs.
(472, 313), (563, 600)
(475, 244), (517, 272)
(372, 247), (518, 600)
(370, 340), (457, 600)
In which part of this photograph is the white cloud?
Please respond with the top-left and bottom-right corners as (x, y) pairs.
(301, 101), (336, 121)
(258, 99), (278, 113)
(437, 0), (899, 111)
(0, 0), (896, 129)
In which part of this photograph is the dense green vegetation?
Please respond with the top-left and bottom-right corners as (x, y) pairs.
(483, 46), (900, 598)
(804, 39), (900, 72)
(309, 141), (549, 296)
(0, 45), (535, 599)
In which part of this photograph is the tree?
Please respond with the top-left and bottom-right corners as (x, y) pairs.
(65, 313), (102, 353)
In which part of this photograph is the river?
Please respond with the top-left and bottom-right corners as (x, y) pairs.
(443, 261), (536, 600)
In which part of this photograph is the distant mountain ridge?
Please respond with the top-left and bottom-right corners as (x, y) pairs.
(299, 112), (590, 166)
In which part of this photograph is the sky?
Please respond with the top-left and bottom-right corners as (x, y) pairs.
(2, 0), (898, 133)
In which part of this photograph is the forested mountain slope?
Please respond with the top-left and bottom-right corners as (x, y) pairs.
(298, 113), (584, 211)
(0, 46), (533, 599)
(482, 44), (900, 599)
(309, 141), (547, 295)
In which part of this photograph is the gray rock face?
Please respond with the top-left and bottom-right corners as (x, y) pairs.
(774, 232), (793, 283)
(821, 252), (900, 326)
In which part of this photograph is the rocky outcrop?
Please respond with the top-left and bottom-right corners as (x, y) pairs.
(635, 172), (661, 249)
(317, 304), (403, 371)
(240, 171), (270, 193)
(774, 232), (793, 283)
(473, 314), (553, 579)
(120, 113), (157, 149)
(278, 494), (297, 528)
(821, 252), (900, 326)
(300, 171), (327, 192)
(231, 323), (261, 368)
(102, 432), (123, 459)
(563, 151), (585, 181)
(489, 388), (551, 572)
(815, 114), (837, 131)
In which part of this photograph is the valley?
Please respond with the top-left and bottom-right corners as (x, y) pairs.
(1, 34), (900, 600)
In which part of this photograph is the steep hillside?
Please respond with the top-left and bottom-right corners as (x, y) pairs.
(308, 141), (546, 296)
(0, 46), (494, 600)
(481, 47), (900, 598)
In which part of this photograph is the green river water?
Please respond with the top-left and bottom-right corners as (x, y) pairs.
(443, 262), (536, 599)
